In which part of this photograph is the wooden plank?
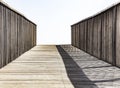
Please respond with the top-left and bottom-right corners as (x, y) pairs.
(101, 12), (107, 61)
(105, 10), (109, 62)
(79, 23), (81, 49)
(93, 17), (98, 57)
(74, 25), (76, 47)
(97, 15), (102, 58)
(84, 21), (87, 51)
(81, 22), (84, 50)
(80, 23), (82, 50)
(89, 18), (93, 54)
(14, 13), (18, 59)
(76, 24), (79, 48)
(87, 19), (90, 53)
(107, 9), (114, 64)
(78, 24), (80, 49)
(5, 8), (11, 64)
(83, 22), (85, 51)
(3, 7), (7, 66)
(116, 5), (120, 66)
(10, 10), (15, 61)
(112, 6), (117, 66)
(0, 5), (3, 67)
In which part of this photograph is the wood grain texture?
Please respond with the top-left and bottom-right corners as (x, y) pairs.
(0, 45), (74, 88)
(71, 4), (119, 67)
(0, 4), (36, 68)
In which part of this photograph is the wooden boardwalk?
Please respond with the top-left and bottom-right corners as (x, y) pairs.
(1, 45), (120, 88)
(0, 45), (74, 88)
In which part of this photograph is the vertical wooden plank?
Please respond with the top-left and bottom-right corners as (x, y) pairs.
(97, 15), (102, 58)
(30, 23), (32, 47)
(21, 17), (24, 53)
(10, 10), (14, 61)
(101, 12), (107, 61)
(71, 26), (73, 46)
(87, 19), (90, 53)
(89, 18), (93, 54)
(17, 14), (19, 56)
(106, 10), (109, 62)
(84, 21), (87, 52)
(74, 25), (76, 47)
(76, 24), (78, 47)
(71, 26), (73, 45)
(24, 19), (26, 51)
(35, 26), (37, 46)
(28, 22), (31, 49)
(112, 6), (117, 66)
(93, 17), (98, 57)
(0, 5), (3, 67)
(78, 24), (80, 49)
(83, 22), (85, 51)
(81, 22), (84, 50)
(86, 21), (88, 52)
(6, 8), (10, 64)
(26, 21), (29, 50)
(32, 24), (34, 46)
(19, 15), (22, 55)
(80, 23), (82, 50)
(79, 23), (81, 49)
(116, 5), (120, 66)
(76, 24), (79, 48)
(31, 23), (33, 47)
(15, 13), (18, 59)
(11, 10), (17, 61)
(3, 6), (6, 66)
(107, 9), (114, 64)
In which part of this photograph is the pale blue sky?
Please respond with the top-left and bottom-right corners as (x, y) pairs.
(4, 0), (120, 45)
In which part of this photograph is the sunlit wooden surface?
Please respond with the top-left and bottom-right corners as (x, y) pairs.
(0, 45), (74, 88)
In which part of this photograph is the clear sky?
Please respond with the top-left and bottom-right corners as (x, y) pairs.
(3, 0), (120, 45)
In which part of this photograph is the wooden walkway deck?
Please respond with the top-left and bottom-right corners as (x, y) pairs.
(1, 45), (120, 88)
(0, 45), (74, 88)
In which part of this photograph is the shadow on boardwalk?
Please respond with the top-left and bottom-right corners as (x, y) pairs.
(56, 45), (98, 88)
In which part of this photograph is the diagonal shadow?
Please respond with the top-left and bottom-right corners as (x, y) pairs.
(56, 45), (98, 88)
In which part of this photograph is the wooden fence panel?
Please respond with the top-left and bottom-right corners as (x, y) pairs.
(0, 2), (36, 68)
(71, 3), (120, 67)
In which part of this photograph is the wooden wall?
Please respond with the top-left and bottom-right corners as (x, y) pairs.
(71, 3), (120, 67)
(0, 2), (36, 68)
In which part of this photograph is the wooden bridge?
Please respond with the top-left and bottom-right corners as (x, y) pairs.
(1, 1), (120, 88)
(0, 45), (120, 88)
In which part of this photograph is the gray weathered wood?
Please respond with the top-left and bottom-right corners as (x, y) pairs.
(0, 3), (36, 68)
(71, 3), (120, 67)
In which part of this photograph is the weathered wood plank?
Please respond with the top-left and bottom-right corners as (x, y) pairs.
(116, 5), (120, 66)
